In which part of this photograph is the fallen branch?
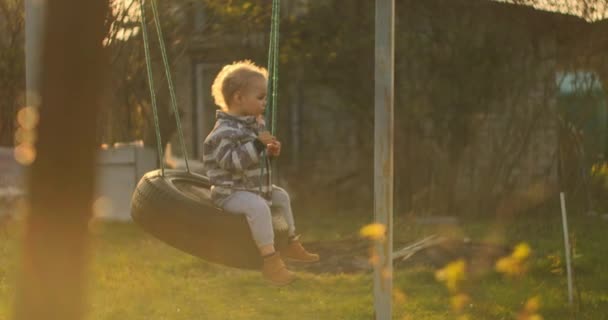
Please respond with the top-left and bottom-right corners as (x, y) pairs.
(392, 234), (445, 261)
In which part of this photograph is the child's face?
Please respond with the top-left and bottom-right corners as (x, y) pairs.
(233, 76), (267, 117)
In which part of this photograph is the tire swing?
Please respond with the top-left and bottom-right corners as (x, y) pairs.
(130, 0), (286, 270)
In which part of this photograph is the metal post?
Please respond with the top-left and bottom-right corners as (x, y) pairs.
(560, 192), (574, 305)
(25, 0), (45, 108)
(374, 0), (395, 319)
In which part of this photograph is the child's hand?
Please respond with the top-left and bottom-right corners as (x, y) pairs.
(256, 114), (266, 126)
(256, 115), (266, 129)
(267, 140), (281, 157)
(258, 131), (275, 145)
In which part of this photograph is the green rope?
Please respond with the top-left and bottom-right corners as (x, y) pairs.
(266, 0), (280, 135)
(150, 0), (190, 172)
(260, 0), (281, 195)
(270, 2), (280, 136)
(138, 0), (165, 175)
(141, 0), (280, 185)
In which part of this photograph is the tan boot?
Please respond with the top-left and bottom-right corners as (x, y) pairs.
(262, 253), (296, 286)
(280, 236), (320, 263)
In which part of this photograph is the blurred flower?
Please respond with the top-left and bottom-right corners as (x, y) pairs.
(359, 223), (386, 241)
(513, 243), (532, 261)
(382, 267), (392, 281)
(591, 162), (608, 178)
(496, 256), (527, 277)
(517, 296), (543, 320)
(436, 259), (466, 292)
(368, 250), (380, 266)
(450, 293), (471, 313)
(393, 288), (407, 305)
(524, 296), (541, 313)
(496, 242), (531, 277)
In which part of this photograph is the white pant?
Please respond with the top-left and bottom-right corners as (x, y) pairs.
(221, 186), (296, 247)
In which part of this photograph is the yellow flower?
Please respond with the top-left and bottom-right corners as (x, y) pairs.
(456, 315), (471, 320)
(393, 288), (407, 305)
(382, 267), (393, 281)
(496, 256), (513, 273)
(359, 223), (386, 241)
(450, 293), (471, 313)
(368, 251), (380, 266)
(528, 314), (543, 320)
(591, 162), (608, 178)
(496, 256), (526, 277)
(496, 243), (532, 277)
(436, 259), (466, 292)
(524, 296), (541, 313)
(512, 243), (531, 261)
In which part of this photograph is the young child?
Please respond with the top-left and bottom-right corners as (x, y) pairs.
(203, 60), (319, 286)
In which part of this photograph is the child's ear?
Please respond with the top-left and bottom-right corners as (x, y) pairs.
(233, 90), (243, 105)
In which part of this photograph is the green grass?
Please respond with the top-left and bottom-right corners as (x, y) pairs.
(1, 209), (608, 319)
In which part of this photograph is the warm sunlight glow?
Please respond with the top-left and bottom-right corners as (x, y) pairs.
(17, 106), (39, 130)
(496, 0), (608, 21)
(14, 106), (39, 166)
(93, 197), (114, 218)
(104, 0), (141, 45)
(14, 143), (36, 165)
(14, 127), (36, 146)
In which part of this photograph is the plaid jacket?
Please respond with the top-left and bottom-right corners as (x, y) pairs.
(202, 111), (271, 206)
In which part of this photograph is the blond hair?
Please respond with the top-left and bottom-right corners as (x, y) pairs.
(211, 60), (268, 111)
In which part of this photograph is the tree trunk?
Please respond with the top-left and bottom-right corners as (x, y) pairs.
(14, 2), (109, 320)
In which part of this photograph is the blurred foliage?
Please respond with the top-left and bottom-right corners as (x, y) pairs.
(0, 0), (24, 147)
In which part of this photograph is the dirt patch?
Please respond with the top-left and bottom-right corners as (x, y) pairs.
(288, 237), (511, 275)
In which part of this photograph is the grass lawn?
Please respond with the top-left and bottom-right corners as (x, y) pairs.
(1, 208), (607, 319)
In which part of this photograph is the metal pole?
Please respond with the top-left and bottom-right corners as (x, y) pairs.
(374, 0), (395, 319)
(560, 192), (574, 305)
(25, 0), (45, 108)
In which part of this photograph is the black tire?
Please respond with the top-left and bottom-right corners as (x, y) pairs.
(131, 169), (288, 270)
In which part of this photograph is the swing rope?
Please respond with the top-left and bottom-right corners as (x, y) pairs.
(138, 0), (191, 175)
(267, 0), (280, 135)
(139, 0), (280, 184)
(138, 0), (165, 176)
(150, 0), (190, 173)
(260, 0), (281, 194)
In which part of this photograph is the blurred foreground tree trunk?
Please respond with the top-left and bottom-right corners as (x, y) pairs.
(14, 1), (109, 320)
